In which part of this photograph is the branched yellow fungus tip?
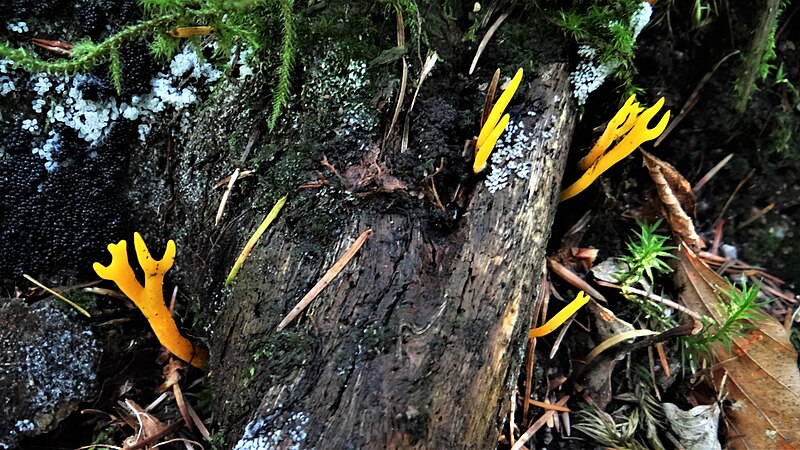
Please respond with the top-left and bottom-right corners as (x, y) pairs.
(560, 96), (670, 202)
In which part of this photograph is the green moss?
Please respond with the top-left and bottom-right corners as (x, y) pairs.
(251, 330), (313, 382)
(757, 227), (784, 254)
(765, 110), (800, 167)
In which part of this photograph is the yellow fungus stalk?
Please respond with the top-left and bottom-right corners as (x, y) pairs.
(225, 195), (287, 286)
(473, 113), (510, 174)
(529, 291), (591, 338)
(94, 233), (208, 369)
(473, 68), (523, 174)
(560, 97), (670, 202)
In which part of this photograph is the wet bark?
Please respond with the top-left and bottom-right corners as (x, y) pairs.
(206, 71), (574, 449)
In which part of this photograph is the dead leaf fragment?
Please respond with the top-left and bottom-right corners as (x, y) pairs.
(641, 150), (704, 249)
(664, 403), (721, 450)
(675, 244), (800, 449)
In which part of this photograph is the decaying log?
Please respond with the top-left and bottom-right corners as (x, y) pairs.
(207, 63), (576, 448)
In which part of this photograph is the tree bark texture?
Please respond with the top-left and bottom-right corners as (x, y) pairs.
(210, 75), (575, 450)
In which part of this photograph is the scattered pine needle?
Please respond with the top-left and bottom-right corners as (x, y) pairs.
(737, 202), (775, 229)
(716, 169), (754, 224)
(225, 195), (287, 286)
(693, 153), (733, 193)
(277, 229), (373, 331)
(23, 273), (90, 317)
(656, 342), (670, 378)
(512, 396), (570, 450)
(528, 399), (571, 412)
(215, 168), (240, 226)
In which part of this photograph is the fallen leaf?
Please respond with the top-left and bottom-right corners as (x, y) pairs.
(641, 150), (704, 249)
(120, 399), (173, 450)
(675, 244), (800, 449)
(664, 403), (721, 450)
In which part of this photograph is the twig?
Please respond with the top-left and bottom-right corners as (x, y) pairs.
(546, 258), (607, 302)
(384, 6), (407, 142)
(511, 396), (569, 450)
(277, 229), (372, 331)
(469, 12), (510, 75)
(693, 153), (733, 194)
(595, 281), (704, 321)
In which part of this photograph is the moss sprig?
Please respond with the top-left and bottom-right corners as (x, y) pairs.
(267, 0), (296, 131)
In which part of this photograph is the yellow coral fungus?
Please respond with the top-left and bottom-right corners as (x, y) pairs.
(94, 233), (208, 369)
(577, 95), (643, 171)
(473, 68), (523, 174)
(560, 97), (670, 202)
(529, 291), (591, 338)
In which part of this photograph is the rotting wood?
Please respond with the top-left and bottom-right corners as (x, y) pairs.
(211, 64), (576, 449)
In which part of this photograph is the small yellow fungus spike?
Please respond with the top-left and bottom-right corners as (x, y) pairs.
(94, 233), (208, 369)
(529, 291), (591, 338)
(560, 97), (670, 202)
(473, 113), (510, 174)
(473, 68), (523, 174)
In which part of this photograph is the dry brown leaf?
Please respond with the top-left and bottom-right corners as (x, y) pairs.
(641, 150), (704, 249)
(675, 244), (800, 449)
(159, 358), (184, 392)
(121, 399), (175, 450)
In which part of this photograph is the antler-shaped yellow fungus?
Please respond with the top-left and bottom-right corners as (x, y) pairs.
(473, 68), (523, 174)
(529, 291), (591, 338)
(94, 233), (208, 369)
(560, 97), (670, 202)
(577, 95), (643, 171)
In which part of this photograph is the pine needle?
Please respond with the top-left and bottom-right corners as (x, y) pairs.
(23, 274), (91, 317)
(277, 229), (372, 331)
(225, 195), (287, 286)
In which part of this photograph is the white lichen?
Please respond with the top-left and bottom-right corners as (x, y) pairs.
(569, 1), (653, 105)
(233, 411), (311, 450)
(1, 45), (224, 170)
(484, 112), (560, 193)
(7, 21), (28, 33)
